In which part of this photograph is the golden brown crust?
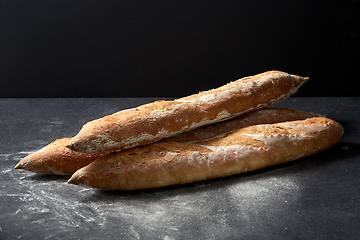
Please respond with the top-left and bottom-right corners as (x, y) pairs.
(14, 138), (109, 175)
(67, 71), (309, 153)
(160, 107), (321, 143)
(68, 116), (343, 190)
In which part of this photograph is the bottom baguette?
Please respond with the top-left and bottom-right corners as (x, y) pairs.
(68, 116), (343, 190)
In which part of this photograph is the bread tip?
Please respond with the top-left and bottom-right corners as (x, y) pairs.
(14, 162), (22, 170)
(66, 138), (95, 153)
(67, 176), (77, 185)
(65, 143), (74, 151)
(290, 74), (309, 85)
(67, 171), (84, 186)
(65, 141), (79, 152)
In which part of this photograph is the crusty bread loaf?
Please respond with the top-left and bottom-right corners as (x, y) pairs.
(14, 108), (318, 176)
(68, 116), (343, 190)
(67, 71), (309, 153)
(14, 138), (109, 175)
(160, 107), (322, 143)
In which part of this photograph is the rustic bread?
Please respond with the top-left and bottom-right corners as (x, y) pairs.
(160, 107), (321, 143)
(14, 108), (318, 176)
(14, 138), (109, 175)
(67, 71), (309, 153)
(68, 116), (343, 190)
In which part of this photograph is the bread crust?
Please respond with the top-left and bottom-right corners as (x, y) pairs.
(14, 138), (109, 175)
(68, 116), (343, 190)
(67, 71), (309, 153)
(160, 107), (322, 143)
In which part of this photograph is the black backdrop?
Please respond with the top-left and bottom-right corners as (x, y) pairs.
(1, 0), (359, 98)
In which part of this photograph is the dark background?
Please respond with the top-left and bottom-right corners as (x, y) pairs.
(1, 0), (359, 98)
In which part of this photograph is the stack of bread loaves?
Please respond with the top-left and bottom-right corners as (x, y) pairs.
(15, 71), (344, 190)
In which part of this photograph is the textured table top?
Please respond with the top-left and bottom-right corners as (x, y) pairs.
(1, 97), (359, 240)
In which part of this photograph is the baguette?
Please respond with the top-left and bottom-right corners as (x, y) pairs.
(67, 71), (309, 153)
(14, 108), (317, 175)
(68, 116), (343, 190)
(160, 107), (322, 143)
(14, 138), (109, 175)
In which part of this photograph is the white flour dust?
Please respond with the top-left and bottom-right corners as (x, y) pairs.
(2, 151), (302, 239)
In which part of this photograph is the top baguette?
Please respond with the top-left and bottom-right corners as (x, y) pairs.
(67, 71), (309, 153)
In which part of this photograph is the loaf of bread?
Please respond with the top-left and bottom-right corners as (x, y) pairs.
(67, 71), (309, 154)
(14, 108), (318, 176)
(14, 138), (109, 175)
(68, 116), (343, 190)
(160, 107), (322, 143)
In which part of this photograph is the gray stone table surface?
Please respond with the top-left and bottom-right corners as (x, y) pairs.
(0, 97), (359, 240)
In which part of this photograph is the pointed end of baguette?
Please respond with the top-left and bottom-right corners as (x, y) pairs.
(66, 138), (90, 153)
(68, 170), (89, 187)
(302, 76), (310, 83)
(14, 162), (23, 170)
(291, 74), (310, 85)
(67, 177), (77, 185)
(68, 173), (82, 186)
(65, 142), (76, 152)
(67, 132), (116, 154)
